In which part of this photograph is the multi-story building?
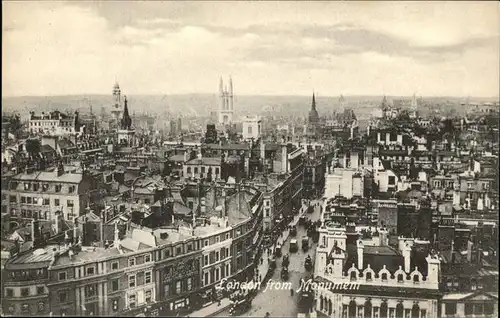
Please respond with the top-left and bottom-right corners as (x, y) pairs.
(28, 111), (80, 136)
(314, 223), (441, 318)
(4, 164), (96, 221)
(183, 156), (222, 181)
(302, 153), (327, 199)
(218, 77), (234, 126)
(242, 116), (262, 141)
(2, 181), (264, 318)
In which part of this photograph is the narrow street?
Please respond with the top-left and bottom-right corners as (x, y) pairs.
(215, 199), (323, 318)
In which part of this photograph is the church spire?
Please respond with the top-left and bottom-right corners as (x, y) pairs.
(311, 92), (316, 110)
(121, 96), (132, 130)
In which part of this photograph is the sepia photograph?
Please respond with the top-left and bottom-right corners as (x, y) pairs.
(1, 1), (499, 317)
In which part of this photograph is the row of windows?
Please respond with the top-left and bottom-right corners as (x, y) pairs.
(5, 286), (45, 297)
(445, 302), (495, 315)
(186, 167), (220, 174)
(128, 289), (153, 308)
(11, 182), (74, 193)
(127, 271), (153, 288)
(6, 302), (45, 315)
(163, 278), (193, 297)
(203, 248), (231, 266)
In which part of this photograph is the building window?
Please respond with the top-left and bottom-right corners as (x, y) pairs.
(248, 126), (253, 134)
(176, 246), (182, 255)
(111, 262), (119, 270)
(176, 281), (181, 294)
(187, 167), (191, 174)
(21, 304), (30, 314)
(163, 284), (170, 297)
(21, 196), (26, 204)
(204, 240), (209, 247)
(129, 258), (136, 267)
(68, 186), (75, 193)
(445, 304), (456, 315)
(194, 167), (198, 174)
(145, 290), (152, 303)
(397, 274), (404, 282)
(37, 286), (45, 295)
(129, 275), (136, 288)
(37, 302), (45, 313)
(204, 255), (209, 266)
(215, 168), (220, 175)
(201, 167), (206, 173)
(388, 176), (396, 185)
(112, 299), (119, 312)
(55, 185), (62, 192)
(128, 294), (136, 308)
(216, 236), (220, 243)
(9, 195), (17, 203)
(204, 272), (209, 285)
(145, 271), (152, 284)
(58, 291), (68, 303)
(85, 285), (96, 298)
(58, 272), (67, 281)
(187, 278), (192, 291)
(112, 279), (119, 292)
(86, 267), (95, 275)
(225, 233), (230, 240)
(381, 273), (388, 281)
(6, 288), (14, 297)
(145, 254), (151, 263)
(365, 272), (372, 281)
(67, 200), (74, 207)
(43, 198), (50, 205)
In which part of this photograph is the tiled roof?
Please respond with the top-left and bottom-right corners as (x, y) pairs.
(13, 171), (83, 184)
(186, 157), (222, 166)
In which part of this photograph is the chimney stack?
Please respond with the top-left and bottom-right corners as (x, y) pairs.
(31, 219), (35, 243)
(260, 139), (265, 161)
(222, 188), (227, 217)
(467, 240), (473, 262)
(114, 222), (120, 250)
(281, 144), (288, 173)
(357, 240), (364, 270)
(379, 228), (388, 246)
(403, 243), (412, 273)
(201, 197), (206, 214)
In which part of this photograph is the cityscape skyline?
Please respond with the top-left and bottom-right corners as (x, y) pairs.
(3, 1), (500, 97)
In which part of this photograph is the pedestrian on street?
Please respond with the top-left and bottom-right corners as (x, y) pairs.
(260, 257), (263, 265)
(259, 274), (262, 282)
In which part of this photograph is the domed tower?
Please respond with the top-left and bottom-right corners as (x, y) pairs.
(111, 82), (123, 122)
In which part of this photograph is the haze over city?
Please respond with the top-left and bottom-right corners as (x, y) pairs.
(3, 1), (499, 98)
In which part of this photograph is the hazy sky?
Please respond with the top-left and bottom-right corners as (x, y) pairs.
(2, 1), (499, 97)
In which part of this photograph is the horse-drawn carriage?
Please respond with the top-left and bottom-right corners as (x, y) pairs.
(281, 266), (289, 280)
(304, 255), (313, 271)
(275, 244), (282, 257)
(268, 256), (277, 271)
(282, 254), (290, 268)
(302, 236), (309, 252)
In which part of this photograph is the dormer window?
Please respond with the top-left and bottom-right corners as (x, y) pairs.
(381, 273), (388, 281)
(365, 272), (372, 281)
(413, 275), (420, 283)
(350, 271), (357, 281)
(397, 274), (404, 282)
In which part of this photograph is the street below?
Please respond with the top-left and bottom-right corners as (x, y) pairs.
(215, 199), (323, 318)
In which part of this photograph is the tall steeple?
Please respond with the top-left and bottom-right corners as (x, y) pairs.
(229, 76), (233, 96)
(219, 77), (224, 96)
(121, 96), (132, 130)
(311, 92), (316, 111)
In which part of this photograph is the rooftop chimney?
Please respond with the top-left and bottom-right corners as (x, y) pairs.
(31, 219), (35, 243)
(114, 222), (120, 249)
(222, 188), (227, 217)
(379, 228), (388, 247)
(357, 240), (364, 270)
(403, 243), (412, 273)
(467, 240), (473, 262)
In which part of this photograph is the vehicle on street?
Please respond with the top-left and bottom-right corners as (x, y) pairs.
(275, 244), (282, 257)
(229, 298), (252, 316)
(268, 255), (277, 270)
(307, 205), (314, 214)
(299, 216), (307, 226)
(281, 266), (289, 280)
(282, 254), (290, 268)
(304, 255), (313, 271)
(290, 226), (297, 237)
(289, 239), (298, 253)
(302, 236), (309, 252)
